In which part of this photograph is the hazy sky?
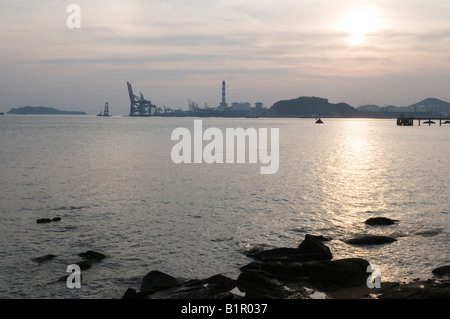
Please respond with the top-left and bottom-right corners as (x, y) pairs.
(1, 0), (450, 114)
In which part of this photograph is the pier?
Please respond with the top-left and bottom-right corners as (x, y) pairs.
(397, 117), (450, 126)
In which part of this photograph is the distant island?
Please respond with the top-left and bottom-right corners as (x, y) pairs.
(7, 106), (86, 115)
(265, 97), (450, 118)
(267, 96), (358, 117)
(356, 98), (450, 114)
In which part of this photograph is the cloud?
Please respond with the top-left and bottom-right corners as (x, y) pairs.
(1, 0), (450, 111)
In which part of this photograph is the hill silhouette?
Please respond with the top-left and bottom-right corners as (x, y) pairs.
(7, 106), (86, 115)
(267, 96), (358, 117)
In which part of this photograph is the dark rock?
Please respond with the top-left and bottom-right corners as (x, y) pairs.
(411, 229), (443, 237)
(300, 258), (370, 289)
(240, 262), (307, 281)
(237, 269), (289, 299)
(246, 247), (301, 262)
(32, 254), (57, 264)
(149, 274), (237, 299)
(246, 234), (332, 262)
(122, 288), (137, 299)
(79, 250), (108, 261)
(52, 217), (61, 222)
(306, 234), (331, 241)
(36, 218), (52, 224)
(432, 265), (450, 276)
(121, 288), (149, 299)
(365, 217), (398, 226)
(346, 235), (396, 245)
(203, 274), (237, 296)
(140, 270), (181, 294)
(56, 274), (83, 283)
(378, 280), (450, 299)
(297, 234), (333, 260)
(76, 260), (92, 271)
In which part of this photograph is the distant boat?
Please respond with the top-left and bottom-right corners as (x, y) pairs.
(315, 114), (323, 124)
(97, 110), (102, 116)
(443, 120), (450, 124)
(0, 112), (4, 115)
(423, 120), (435, 124)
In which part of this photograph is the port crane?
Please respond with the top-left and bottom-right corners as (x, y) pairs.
(127, 81), (157, 116)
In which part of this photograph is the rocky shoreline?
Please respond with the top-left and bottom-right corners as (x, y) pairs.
(120, 226), (450, 299)
(33, 216), (449, 299)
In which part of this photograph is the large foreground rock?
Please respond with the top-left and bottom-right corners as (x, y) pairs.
(237, 269), (291, 299)
(150, 274), (237, 299)
(123, 271), (237, 299)
(140, 270), (181, 294)
(432, 265), (450, 276)
(240, 261), (307, 281)
(246, 234), (332, 262)
(300, 258), (370, 289)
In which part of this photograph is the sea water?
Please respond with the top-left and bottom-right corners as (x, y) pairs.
(0, 115), (448, 298)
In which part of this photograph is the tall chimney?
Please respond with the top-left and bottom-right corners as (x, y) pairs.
(222, 80), (226, 105)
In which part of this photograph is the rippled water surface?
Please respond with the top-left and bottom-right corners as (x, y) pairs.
(0, 115), (448, 298)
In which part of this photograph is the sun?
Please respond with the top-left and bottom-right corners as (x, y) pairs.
(337, 5), (383, 45)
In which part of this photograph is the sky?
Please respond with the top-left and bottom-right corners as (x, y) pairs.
(1, 0), (450, 114)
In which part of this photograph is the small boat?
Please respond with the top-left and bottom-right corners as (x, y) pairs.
(0, 112), (4, 115)
(443, 120), (450, 124)
(423, 120), (435, 124)
(315, 114), (323, 124)
(97, 110), (102, 116)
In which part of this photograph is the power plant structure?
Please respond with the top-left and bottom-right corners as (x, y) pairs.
(126, 81), (265, 117)
(218, 80), (228, 109)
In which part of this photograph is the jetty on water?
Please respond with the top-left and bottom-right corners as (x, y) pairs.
(397, 116), (450, 126)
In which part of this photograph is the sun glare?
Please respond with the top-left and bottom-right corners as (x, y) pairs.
(337, 5), (383, 45)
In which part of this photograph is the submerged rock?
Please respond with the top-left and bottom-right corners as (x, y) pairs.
(36, 218), (52, 224)
(76, 260), (92, 271)
(79, 250), (108, 261)
(56, 274), (83, 284)
(37, 217), (61, 224)
(364, 217), (398, 226)
(411, 229), (443, 237)
(70, 250), (107, 272)
(32, 254), (57, 264)
(346, 235), (396, 245)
